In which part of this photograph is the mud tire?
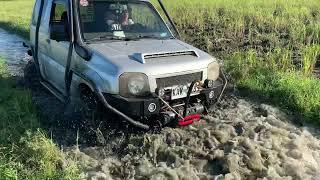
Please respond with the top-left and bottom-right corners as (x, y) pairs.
(79, 87), (104, 131)
(23, 61), (41, 90)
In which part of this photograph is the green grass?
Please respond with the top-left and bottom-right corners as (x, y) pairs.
(226, 50), (320, 122)
(238, 66), (320, 123)
(160, 0), (320, 123)
(0, 0), (34, 39)
(0, 58), (79, 180)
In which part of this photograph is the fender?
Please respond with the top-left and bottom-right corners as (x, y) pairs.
(64, 0), (149, 130)
(73, 70), (150, 130)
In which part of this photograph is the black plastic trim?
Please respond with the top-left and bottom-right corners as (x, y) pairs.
(34, 0), (45, 80)
(104, 94), (160, 117)
(72, 0), (92, 61)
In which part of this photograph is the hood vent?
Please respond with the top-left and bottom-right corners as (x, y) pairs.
(131, 50), (199, 64)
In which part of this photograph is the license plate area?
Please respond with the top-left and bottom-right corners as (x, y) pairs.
(170, 84), (200, 100)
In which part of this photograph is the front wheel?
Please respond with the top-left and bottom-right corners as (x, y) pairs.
(79, 87), (104, 131)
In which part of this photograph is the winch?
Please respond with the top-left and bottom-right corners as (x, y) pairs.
(160, 103), (205, 126)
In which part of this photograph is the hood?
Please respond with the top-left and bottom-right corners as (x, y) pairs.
(88, 39), (213, 76)
(88, 39), (192, 57)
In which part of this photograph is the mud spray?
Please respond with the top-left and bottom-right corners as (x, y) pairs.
(64, 96), (320, 180)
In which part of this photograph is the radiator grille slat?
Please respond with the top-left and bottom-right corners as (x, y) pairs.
(156, 72), (203, 88)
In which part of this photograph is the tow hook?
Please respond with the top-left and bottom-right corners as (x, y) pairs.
(178, 114), (202, 126)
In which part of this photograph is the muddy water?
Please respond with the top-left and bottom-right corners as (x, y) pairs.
(1, 28), (320, 180)
(0, 28), (29, 76)
(69, 96), (320, 180)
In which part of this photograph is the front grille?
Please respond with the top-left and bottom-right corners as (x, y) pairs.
(156, 72), (203, 88)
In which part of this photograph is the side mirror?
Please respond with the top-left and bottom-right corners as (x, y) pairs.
(50, 22), (69, 42)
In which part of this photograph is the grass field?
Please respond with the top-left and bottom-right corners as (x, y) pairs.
(165, 0), (320, 123)
(0, 58), (79, 179)
(0, 0), (32, 39)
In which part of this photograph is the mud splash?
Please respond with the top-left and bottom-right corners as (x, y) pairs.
(67, 96), (320, 180)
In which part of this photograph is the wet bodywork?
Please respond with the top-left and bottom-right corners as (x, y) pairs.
(29, 0), (227, 129)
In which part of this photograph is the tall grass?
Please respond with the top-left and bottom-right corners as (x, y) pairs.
(302, 45), (320, 75)
(0, 58), (79, 179)
(160, 0), (320, 74)
(159, 0), (320, 122)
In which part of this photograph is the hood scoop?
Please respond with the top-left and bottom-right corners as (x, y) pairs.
(131, 50), (199, 64)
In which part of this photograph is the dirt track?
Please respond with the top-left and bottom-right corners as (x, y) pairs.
(1, 28), (320, 180)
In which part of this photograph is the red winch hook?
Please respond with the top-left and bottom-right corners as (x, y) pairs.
(178, 114), (202, 126)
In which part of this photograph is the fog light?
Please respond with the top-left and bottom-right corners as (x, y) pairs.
(156, 88), (165, 97)
(209, 91), (215, 99)
(148, 103), (157, 112)
(204, 79), (215, 88)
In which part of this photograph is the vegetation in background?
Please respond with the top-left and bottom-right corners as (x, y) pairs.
(0, 0), (33, 39)
(0, 58), (79, 179)
(161, 0), (320, 122)
(237, 65), (320, 123)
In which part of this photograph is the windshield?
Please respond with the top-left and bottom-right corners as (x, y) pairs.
(78, 0), (173, 42)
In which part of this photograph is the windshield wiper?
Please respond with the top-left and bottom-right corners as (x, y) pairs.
(136, 34), (173, 40)
(86, 35), (139, 43)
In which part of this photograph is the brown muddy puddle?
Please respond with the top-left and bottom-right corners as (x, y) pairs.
(70, 97), (320, 180)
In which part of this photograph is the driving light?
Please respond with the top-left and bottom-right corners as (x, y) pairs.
(156, 88), (165, 97)
(207, 61), (220, 81)
(209, 90), (215, 99)
(148, 103), (157, 112)
(119, 73), (150, 97)
(204, 79), (215, 88)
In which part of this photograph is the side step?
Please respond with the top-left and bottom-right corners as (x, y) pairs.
(40, 81), (66, 102)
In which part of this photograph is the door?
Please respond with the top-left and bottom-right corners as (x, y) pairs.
(39, 0), (70, 93)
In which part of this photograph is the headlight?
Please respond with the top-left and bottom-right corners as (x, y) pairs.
(119, 73), (150, 97)
(207, 61), (220, 81)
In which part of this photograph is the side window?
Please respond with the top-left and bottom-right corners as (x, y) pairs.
(31, 0), (41, 25)
(49, 1), (70, 41)
(50, 3), (67, 23)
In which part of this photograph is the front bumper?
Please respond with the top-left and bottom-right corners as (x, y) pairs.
(104, 94), (160, 117)
(103, 77), (225, 118)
